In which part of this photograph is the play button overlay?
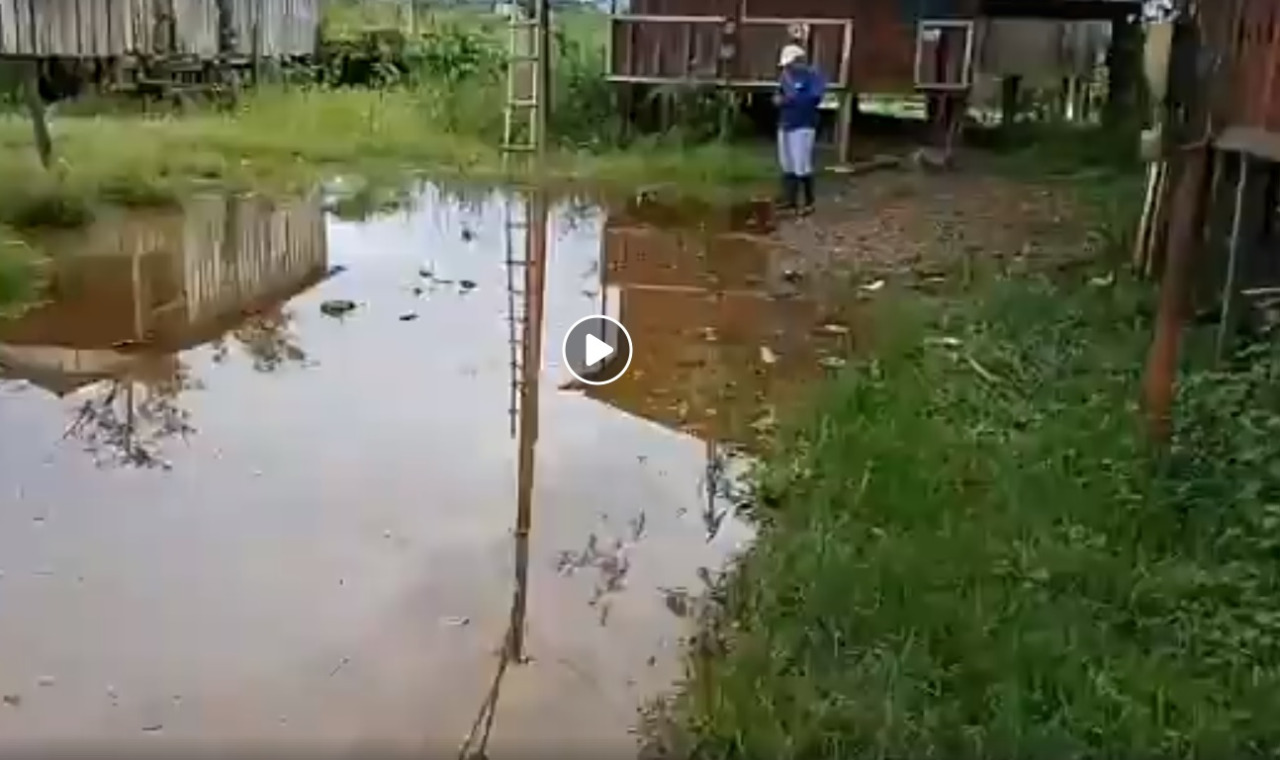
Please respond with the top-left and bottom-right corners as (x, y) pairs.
(562, 314), (633, 386)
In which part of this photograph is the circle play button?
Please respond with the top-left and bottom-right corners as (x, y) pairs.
(562, 314), (633, 386)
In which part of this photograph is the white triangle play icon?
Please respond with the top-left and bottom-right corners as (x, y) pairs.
(584, 333), (614, 367)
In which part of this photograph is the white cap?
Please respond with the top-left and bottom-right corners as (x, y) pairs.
(778, 44), (805, 68)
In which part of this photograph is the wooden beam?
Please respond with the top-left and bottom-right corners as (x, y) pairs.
(1143, 147), (1211, 444)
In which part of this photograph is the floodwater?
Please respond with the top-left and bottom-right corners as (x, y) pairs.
(0, 184), (853, 755)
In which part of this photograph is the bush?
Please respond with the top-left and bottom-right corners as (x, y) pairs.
(668, 272), (1280, 759)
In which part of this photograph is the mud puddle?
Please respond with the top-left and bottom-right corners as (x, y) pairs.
(0, 184), (853, 754)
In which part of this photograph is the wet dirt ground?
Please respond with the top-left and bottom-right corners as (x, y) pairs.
(0, 166), (1096, 756)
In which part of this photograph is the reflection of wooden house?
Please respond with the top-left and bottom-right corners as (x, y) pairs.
(582, 213), (845, 444)
(0, 193), (328, 396)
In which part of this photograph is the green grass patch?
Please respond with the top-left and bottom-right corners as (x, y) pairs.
(0, 86), (772, 228)
(0, 228), (43, 315)
(664, 270), (1280, 759)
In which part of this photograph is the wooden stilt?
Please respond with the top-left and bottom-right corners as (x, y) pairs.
(1143, 147), (1211, 444)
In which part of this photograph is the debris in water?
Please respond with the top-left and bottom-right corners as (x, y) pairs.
(819, 356), (847, 370)
(418, 267), (433, 279)
(36, 676), (55, 687)
(458, 279), (477, 292)
(412, 286), (424, 296)
(782, 269), (804, 284)
(2, 694), (20, 707)
(700, 327), (718, 343)
(320, 300), (357, 318)
(660, 587), (694, 618)
(860, 279), (886, 292)
(1090, 272), (1115, 287)
(461, 227), (475, 243)
(759, 346), (778, 365)
(440, 616), (471, 627)
(326, 264), (349, 278)
(328, 656), (350, 677)
(141, 724), (163, 733)
(399, 313), (419, 322)
(817, 322), (851, 335)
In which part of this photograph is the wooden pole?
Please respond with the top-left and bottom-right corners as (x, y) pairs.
(1142, 147), (1211, 443)
(22, 62), (52, 169)
(508, 186), (548, 663)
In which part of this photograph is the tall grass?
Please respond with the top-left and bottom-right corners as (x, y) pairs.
(663, 269), (1280, 759)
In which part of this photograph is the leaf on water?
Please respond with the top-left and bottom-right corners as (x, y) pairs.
(759, 346), (778, 365)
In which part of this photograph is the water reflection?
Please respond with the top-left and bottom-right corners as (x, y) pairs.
(0, 193), (329, 467)
(0, 185), (783, 754)
(571, 201), (853, 448)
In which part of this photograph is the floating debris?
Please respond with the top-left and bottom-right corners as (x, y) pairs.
(398, 313), (419, 322)
(328, 656), (350, 677)
(860, 278), (886, 292)
(418, 267), (433, 279)
(326, 264), (349, 278)
(141, 724), (164, 733)
(2, 694), (20, 707)
(320, 300), (357, 318)
(461, 227), (476, 243)
(439, 615), (471, 628)
(759, 346), (778, 365)
(818, 356), (847, 370)
(459, 279), (477, 292)
(782, 269), (804, 284)
(817, 322), (851, 335)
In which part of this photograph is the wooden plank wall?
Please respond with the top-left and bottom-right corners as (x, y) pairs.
(0, 0), (316, 58)
(227, 0), (319, 58)
(169, 0), (217, 57)
(0, 0), (146, 57)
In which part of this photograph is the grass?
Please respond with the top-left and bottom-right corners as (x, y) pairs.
(662, 267), (1280, 759)
(0, 228), (43, 314)
(0, 87), (772, 228)
(0, 4), (771, 231)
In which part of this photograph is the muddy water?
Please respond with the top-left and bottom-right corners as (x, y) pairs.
(0, 185), (850, 755)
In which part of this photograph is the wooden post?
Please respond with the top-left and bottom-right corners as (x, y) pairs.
(1216, 153), (1263, 363)
(1000, 74), (1021, 129)
(835, 19), (855, 165)
(22, 62), (52, 170)
(252, 11), (263, 86)
(1104, 13), (1138, 129)
(1142, 147), (1211, 444)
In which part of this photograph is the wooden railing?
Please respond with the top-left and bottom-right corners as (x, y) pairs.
(607, 14), (853, 89)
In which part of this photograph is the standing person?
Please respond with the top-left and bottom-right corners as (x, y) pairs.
(774, 43), (826, 214)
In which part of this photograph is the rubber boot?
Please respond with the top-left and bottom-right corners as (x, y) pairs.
(775, 174), (797, 211)
(798, 175), (815, 215)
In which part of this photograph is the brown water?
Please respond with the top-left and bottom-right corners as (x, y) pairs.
(0, 184), (852, 755)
